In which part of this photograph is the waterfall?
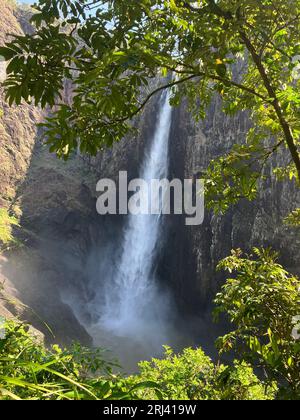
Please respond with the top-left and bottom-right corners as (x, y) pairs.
(100, 91), (173, 342)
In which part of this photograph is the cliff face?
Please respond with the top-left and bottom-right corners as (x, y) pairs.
(0, 2), (95, 345)
(0, 1), (40, 211)
(0, 1), (299, 345)
(165, 98), (300, 313)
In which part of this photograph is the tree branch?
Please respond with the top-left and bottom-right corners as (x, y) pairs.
(112, 74), (199, 124)
(239, 31), (300, 182)
(109, 69), (267, 127)
(163, 65), (266, 101)
(206, 0), (233, 19)
(200, 71), (267, 101)
(181, 0), (300, 182)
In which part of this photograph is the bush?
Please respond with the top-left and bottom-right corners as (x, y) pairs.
(0, 208), (19, 250)
(0, 320), (160, 400)
(0, 320), (276, 400)
(125, 346), (276, 400)
(215, 248), (300, 399)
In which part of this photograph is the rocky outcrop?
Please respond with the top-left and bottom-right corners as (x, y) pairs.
(0, 1), (41, 211)
(0, 1), (94, 345)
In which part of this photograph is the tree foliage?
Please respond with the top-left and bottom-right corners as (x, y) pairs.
(284, 208), (300, 227)
(215, 248), (300, 399)
(0, 0), (299, 203)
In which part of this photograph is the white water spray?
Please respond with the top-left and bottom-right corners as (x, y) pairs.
(100, 91), (173, 342)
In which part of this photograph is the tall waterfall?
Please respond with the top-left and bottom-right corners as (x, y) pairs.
(101, 91), (173, 342)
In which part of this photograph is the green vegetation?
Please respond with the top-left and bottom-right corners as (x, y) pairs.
(215, 248), (300, 399)
(0, 208), (19, 250)
(0, 319), (276, 401)
(0, 1), (300, 207)
(0, 0), (299, 401)
(126, 347), (276, 400)
(0, 249), (298, 400)
(0, 320), (161, 400)
(285, 208), (300, 227)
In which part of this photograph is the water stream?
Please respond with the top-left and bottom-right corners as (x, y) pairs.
(100, 91), (173, 341)
(82, 92), (178, 369)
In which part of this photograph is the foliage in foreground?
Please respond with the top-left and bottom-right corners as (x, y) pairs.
(126, 347), (275, 400)
(215, 248), (300, 399)
(0, 320), (162, 400)
(0, 319), (275, 401)
(0, 248), (299, 400)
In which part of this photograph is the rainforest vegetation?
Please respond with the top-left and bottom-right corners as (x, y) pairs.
(0, 0), (300, 400)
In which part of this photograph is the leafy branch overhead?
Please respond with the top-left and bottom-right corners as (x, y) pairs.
(0, 0), (300, 201)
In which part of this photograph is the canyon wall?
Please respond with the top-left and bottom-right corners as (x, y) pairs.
(0, 1), (95, 344)
(166, 97), (300, 314)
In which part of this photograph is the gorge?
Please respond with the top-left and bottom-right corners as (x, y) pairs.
(0, 1), (300, 372)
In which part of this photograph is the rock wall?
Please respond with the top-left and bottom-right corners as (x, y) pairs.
(164, 96), (300, 314)
(0, 1), (40, 210)
(0, 1), (95, 345)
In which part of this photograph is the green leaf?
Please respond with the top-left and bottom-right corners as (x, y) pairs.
(0, 47), (16, 61)
(216, 63), (227, 78)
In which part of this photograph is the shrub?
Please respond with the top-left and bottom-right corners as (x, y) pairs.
(0, 208), (19, 250)
(125, 346), (276, 400)
(215, 248), (300, 399)
(0, 319), (276, 400)
(0, 319), (160, 400)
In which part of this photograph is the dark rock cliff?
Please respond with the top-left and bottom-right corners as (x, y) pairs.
(165, 97), (300, 314)
(0, 1), (95, 345)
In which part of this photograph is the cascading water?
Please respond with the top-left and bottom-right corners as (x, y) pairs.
(100, 91), (173, 346)
(64, 91), (196, 369)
